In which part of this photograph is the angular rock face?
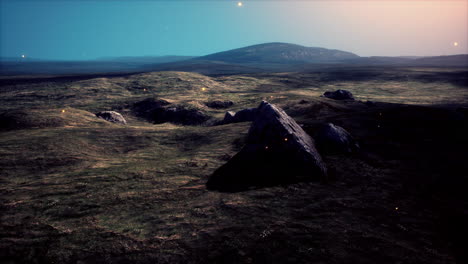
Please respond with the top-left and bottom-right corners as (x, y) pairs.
(207, 101), (327, 192)
(314, 123), (359, 154)
(323, 89), (355, 100)
(205, 100), (234, 109)
(95, 111), (127, 125)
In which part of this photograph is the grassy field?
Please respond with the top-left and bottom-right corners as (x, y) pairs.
(1, 67), (467, 263)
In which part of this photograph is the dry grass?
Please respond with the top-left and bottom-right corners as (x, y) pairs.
(0, 67), (467, 263)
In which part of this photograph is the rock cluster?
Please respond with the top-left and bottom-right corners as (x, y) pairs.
(207, 101), (327, 192)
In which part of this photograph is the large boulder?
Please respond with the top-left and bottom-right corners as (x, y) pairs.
(314, 123), (359, 154)
(205, 100), (234, 109)
(207, 101), (327, 192)
(95, 111), (127, 125)
(323, 89), (355, 100)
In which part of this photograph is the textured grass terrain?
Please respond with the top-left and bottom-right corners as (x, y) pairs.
(1, 67), (467, 263)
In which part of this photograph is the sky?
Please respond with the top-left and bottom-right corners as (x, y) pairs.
(1, 0), (467, 60)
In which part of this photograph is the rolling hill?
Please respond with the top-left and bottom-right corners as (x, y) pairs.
(195, 42), (360, 64)
(2, 43), (467, 76)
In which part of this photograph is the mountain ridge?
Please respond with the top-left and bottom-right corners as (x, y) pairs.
(194, 42), (360, 64)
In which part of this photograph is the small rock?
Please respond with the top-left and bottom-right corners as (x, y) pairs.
(323, 89), (355, 100)
(95, 111), (127, 125)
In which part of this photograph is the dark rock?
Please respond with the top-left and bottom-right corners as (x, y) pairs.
(205, 100), (234, 109)
(298, 99), (309, 104)
(153, 106), (210, 125)
(323, 89), (355, 100)
(221, 108), (257, 125)
(314, 123), (359, 154)
(131, 98), (171, 120)
(132, 98), (210, 125)
(95, 111), (127, 125)
(233, 108), (257, 122)
(456, 107), (468, 120)
(223, 111), (236, 123)
(207, 101), (327, 192)
(365, 100), (376, 106)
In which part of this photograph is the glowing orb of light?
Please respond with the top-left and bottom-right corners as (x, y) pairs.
(21, 54), (26, 58)
(237, 2), (243, 7)
(61, 109), (66, 113)
(201, 87), (207, 91)
(453, 42), (459, 47)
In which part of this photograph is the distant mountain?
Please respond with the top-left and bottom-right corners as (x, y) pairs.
(343, 54), (468, 67)
(97, 55), (195, 64)
(194, 42), (359, 64)
(0, 57), (47, 62)
(410, 54), (468, 67)
(0, 56), (196, 76)
(2, 43), (467, 76)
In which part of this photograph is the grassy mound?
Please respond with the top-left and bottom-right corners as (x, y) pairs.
(0, 107), (113, 131)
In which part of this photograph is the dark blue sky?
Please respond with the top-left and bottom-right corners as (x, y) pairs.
(1, 1), (467, 60)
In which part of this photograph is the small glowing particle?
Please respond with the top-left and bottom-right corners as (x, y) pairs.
(379, 112), (382, 116)
(395, 207), (399, 211)
(21, 54), (25, 58)
(61, 109), (66, 113)
(201, 87), (207, 91)
(265, 146), (269, 150)
(143, 89), (147, 91)
(377, 125), (380, 128)
(284, 138), (288, 142)
(453, 42), (459, 47)
(237, 1), (243, 7)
